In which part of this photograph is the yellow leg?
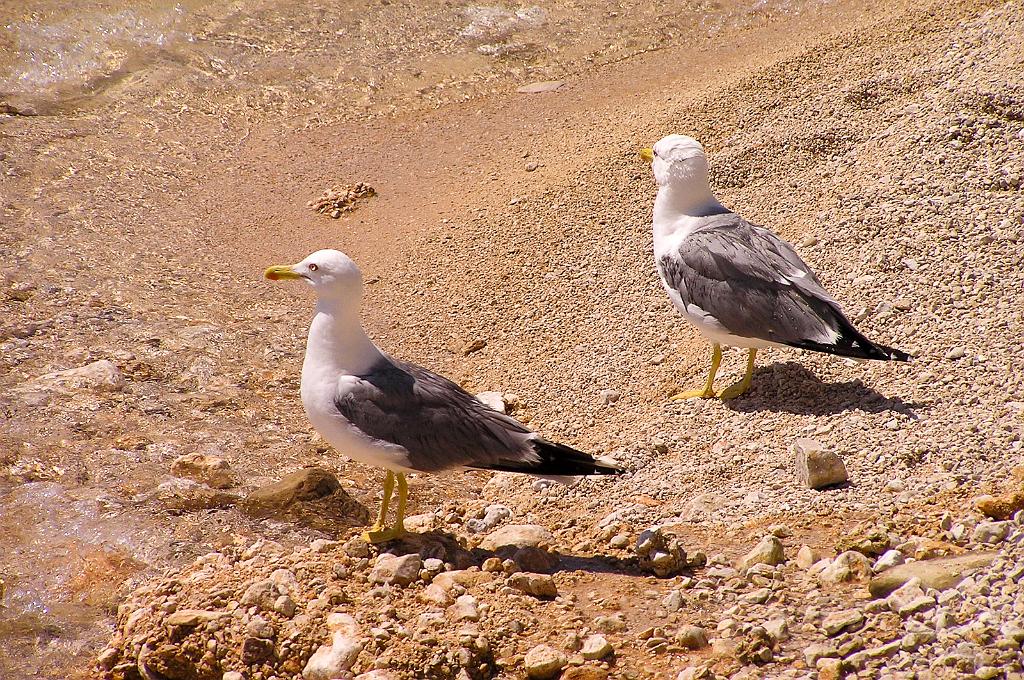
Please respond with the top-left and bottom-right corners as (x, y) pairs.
(362, 471), (395, 542)
(720, 348), (757, 399)
(670, 343), (723, 400)
(361, 471), (409, 544)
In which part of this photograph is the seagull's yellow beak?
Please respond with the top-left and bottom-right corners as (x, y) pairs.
(264, 264), (302, 281)
(639, 147), (654, 163)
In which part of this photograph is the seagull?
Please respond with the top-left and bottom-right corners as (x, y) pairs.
(265, 249), (624, 542)
(640, 134), (909, 400)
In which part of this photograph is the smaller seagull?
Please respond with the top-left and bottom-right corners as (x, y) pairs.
(640, 135), (909, 400)
(265, 249), (624, 543)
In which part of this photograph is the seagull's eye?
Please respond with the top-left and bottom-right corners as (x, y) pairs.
(308, 263), (318, 272)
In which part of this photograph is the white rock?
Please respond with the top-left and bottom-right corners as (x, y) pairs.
(819, 551), (872, 583)
(34, 359), (125, 392)
(793, 438), (848, 489)
(523, 644), (566, 679)
(873, 549), (906, 573)
(302, 631), (363, 680)
(475, 391), (506, 413)
(581, 634), (613, 660)
(796, 545), (820, 569)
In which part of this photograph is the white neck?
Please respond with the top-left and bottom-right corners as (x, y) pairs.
(302, 299), (384, 380)
(652, 181), (726, 247)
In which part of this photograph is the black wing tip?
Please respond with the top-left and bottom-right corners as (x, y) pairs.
(496, 439), (625, 476)
(785, 337), (912, 362)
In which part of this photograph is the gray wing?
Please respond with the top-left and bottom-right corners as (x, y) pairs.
(333, 358), (541, 473)
(659, 213), (848, 346)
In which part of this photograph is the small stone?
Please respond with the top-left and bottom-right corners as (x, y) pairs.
(675, 625), (709, 650)
(742, 587), (771, 604)
(816, 657), (843, 680)
(635, 526), (687, 577)
(222, 673), (243, 680)
(593, 613), (626, 633)
(662, 589), (684, 612)
(736, 535), (785, 572)
(972, 520), (1011, 544)
(599, 389), (620, 405)
(466, 503), (511, 533)
(796, 545), (820, 569)
(804, 643), (838, 666)
(872, 549), (905, 573)
(246, 615), (274, 639)
(164, 610), (224, 628)
(507, 572), (558, 598)
(822, 609), (864, 636)
(461, 338), (487, 355)
(370, 553), (423, 586)
(170, 452), (236, 489)
(819, 551), (872, 584)
(524, 644), (567, 679)
(580, 634), (613, 660)
(976, 667), (1000, 680)
(475, 391), (506, 413)
(421, 583), (453, 606)
(448, 594), (480, 621)
(241, 636), (275, 664)
(481, 557), (503, 573)
(274, 595), (297, 617)
(945, 346), (966, 360)
(516, 80), (564, 94)
(763, 617), (789, 642)
(793, 439), (848, 489)
(303, 631), (363, 679)
(525, 161), (540, 172)
(885, 578), (933, 616)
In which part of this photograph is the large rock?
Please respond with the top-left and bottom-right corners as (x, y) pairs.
(245, 467), (341, 508)
(792, 438), (848, 489)
(170, 452), (236, 489)
(736, 535), (785, 572)
(243, 467), (369, 528)
(34, 359), (125, 392)
(868, 552), (997, 598)
(480, 524), (554, 551)
(370, 553), (422, 587)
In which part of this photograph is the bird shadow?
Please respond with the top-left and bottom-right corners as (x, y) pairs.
(374, 530), (643, 578)
(721, 361), (925, 417)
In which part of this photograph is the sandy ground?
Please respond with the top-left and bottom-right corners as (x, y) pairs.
(2, 0), (1024, 678)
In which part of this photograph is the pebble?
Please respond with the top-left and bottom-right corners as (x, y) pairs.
(524, 644), (567, 679)
(302, 630), (363, 680)
(675, 625), (709, 649)
(474, 391), (506, 413)
(370, 553), (423, 587)
(507, 572), (558, 598)
(796, 545), (820, 569)
(821, 609), (864, 636)
(448, 594), (480, 621)
(736, 535), (786, 572)
(804, 643), (838, 666)
(873, 549), (906, 573)
(793, 438), (849, 489)
(479, 524), (554, 551)
(819, 551), (872, 584)
(580, 634), (613, 660)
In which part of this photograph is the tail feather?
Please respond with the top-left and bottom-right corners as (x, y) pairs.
(786, 309), (911, 362)
(471, 439), (625, 476)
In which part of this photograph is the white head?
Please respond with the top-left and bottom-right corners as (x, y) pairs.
(644, 134), (709, 189)
(265, 249), (364, 306)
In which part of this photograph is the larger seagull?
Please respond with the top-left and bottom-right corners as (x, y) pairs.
(641, 135), (909, 400)
(266, 250), (623, 542)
